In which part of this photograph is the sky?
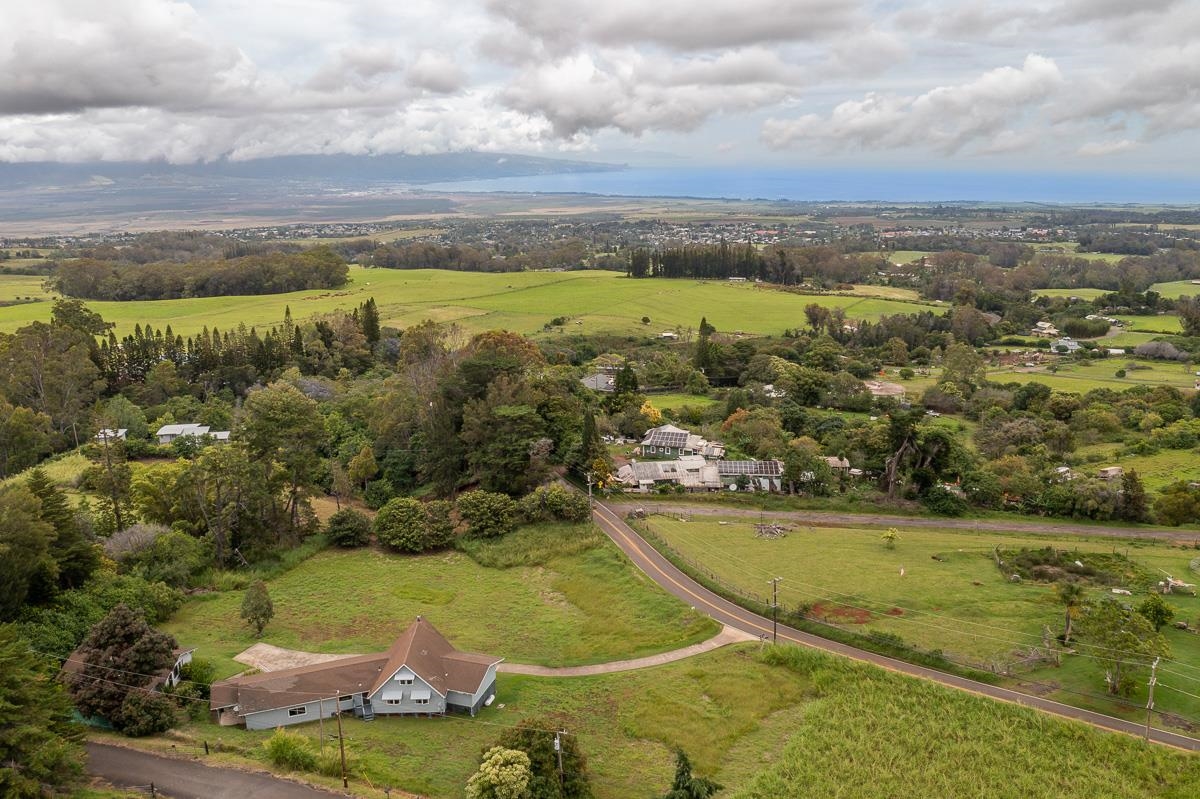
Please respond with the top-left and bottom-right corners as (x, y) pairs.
(1, 0), (1198, 174)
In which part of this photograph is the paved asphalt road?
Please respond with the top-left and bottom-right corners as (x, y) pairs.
(590, 500), (1200, 751)
(86, 742), (346, 798)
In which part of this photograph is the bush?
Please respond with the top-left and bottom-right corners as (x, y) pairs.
(263, 729), (318, 771)
(518, 485), (591, 524)
(458, 490), (518, 539)
(325, 508), (371, 547)
(922, 486), (968, 517)
(113, 690), (177, 737)
(375, 497), (426, 552)
(363, 478), (394, 510)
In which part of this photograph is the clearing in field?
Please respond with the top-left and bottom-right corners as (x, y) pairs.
(1032, 287), (1109, 300)
(0, 268), (943, 337)
(161, 525), (717, 679)
(1152, 280), (1200, 300)
(987, 357), (1197, 393)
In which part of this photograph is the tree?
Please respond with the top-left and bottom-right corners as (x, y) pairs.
(458, 491), (518, 539)
(239, 382), (326, 535)
(1177, 297), (1200, 337)
(1137, 593), (1176, 632)
(90, 409), (131, 532)
(1154, 481), (1200, 526)
(881, 528), (899, 549)
(359, 297), (381, 344)
(613, 362), (638, 395)
(461, 375), (552, 495)
(1077, 597), (1169, 696)
(466, 747), (532, 799)
(497, 718), (593, 799)
(375, 497), (429, 552)
(573, 406), (609, 479)
(64, 603), (178, 736)
(348, 444), (379, 492)
(0, 625), (85, 798)
(0, 321), (103, 436)
(0, 485), (57, 619)
(1055, 582), (1085, 646)
(424, 499), (457, 549)
(326, 508), (372, 547)
(26, 467), (98, 590)
(240, 580), (274, 637)
(0, 399), (52, 478)
(940, 342), (985, 395)
(661, 750), (721, 799)
(1117, 470), (1149, 522)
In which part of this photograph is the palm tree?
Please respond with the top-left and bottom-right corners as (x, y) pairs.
(1056, 582), (1085, 646)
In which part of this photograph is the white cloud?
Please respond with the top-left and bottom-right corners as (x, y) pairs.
(1077, 139), (1135, 157)
(761, 54), (1063, 154)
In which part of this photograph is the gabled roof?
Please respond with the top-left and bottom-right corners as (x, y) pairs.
(210, 618), (501, 715)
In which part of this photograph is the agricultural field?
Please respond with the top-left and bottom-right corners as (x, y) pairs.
(1115, 314), (1183, 334)
(161, 526), (717, 680)
(836, 284), (923, 300)
(644, 392), (720, 411)
(987, 357), (1198, 393)
(1032, 287), (1109, 300)
(138, 639), (1200, 798)
(1071, 444), (1200, 493)
(641, 513), (1200, 722)
(1152, 280), (1200, 300)
(0, 268), (943, 338)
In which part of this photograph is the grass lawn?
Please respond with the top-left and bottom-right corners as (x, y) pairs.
(0, 268), (944, 338)
(988, 357), (1198, 393)
(1032, 287), (1109, 300)
(161, 526), (717, 680)
(1153, 280), (1200, 300)
(1069, 445), (1200, 492)
(644, 392), (720, 411)
(1115, 314), (1184, 334)
(870, 250), (931, 265)
(132, 643), (1200, 798)
(640, 513), (1200, 722)
(839, 284), (923, 300)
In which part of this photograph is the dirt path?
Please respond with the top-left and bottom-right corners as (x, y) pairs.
(609, 501), (1197, 542)
(498, 625), (757, 676)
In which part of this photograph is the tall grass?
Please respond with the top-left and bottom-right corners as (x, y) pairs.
(457, 522), (603, 568)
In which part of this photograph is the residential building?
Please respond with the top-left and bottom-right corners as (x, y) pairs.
(1052, 337), (1081, 354)
(638, 424), (725, 459)
(1031, 321), (1059, 338)
(1098, 466), (1125, 481)
(156, 423), (230, 444)
(210, 617), (501, 731)
(95, 428), (127, 442)
(824, 456), (851, 472)
(64, 646), (194, 694)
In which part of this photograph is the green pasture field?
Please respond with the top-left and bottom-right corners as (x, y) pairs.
(871, 249), (930, 264)
(160, 526), (716, 680)
(643, 514), (1200, 721)
(837, 284), (922, 300)
(1032, 287), (1108, 300)
(1116, 314), (1183, 333)
(987, 358), (1197, 393)
(1101, 331), (1163, 348)
(139, 641), (1200, 798)
(1070, 445), (1200, 493)
(0, 273), (50, 302)
(0, 268), (944, 338)
(1154, 280), (1200, 300)
(644, 392), (720, 410)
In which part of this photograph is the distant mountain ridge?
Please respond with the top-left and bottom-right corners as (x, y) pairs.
(0, 152), (624, 188)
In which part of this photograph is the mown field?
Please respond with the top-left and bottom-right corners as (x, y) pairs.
(0, 268), (942, 338)
(988, 358), (1197, 393)
(642, 514), (1200, 722)
(1032, 287), (1109, 300)
(1116, 314), (1184, 333)
(1153, 280), (1200, 300)
(161, 526), (717, 679)
(1072, 444), (1200, 492)
(131, 641), (1200, 798)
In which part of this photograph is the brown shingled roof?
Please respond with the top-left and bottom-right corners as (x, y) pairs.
(210, 617), (502, 716)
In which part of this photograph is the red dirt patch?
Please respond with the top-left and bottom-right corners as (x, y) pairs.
(886, 607), (904, 616)
(812, 602), (872, 624)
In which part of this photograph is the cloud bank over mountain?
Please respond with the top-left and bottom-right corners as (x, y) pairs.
(0, 0), (1195, 171)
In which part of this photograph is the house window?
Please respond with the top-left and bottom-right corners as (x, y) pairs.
(288, 706), (307, 717)
(385, 698), (402, 706)
(338, 695), (352, 703)
(414, 697), (428, 705)
(397, 677), (413, 685)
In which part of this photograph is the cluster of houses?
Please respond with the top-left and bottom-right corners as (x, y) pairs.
(616, 424), (860, 493)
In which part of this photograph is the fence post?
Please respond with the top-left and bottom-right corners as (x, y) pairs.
(204, 740), (209, 756)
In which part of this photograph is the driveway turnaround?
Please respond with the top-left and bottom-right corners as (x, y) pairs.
(591, 499), (1200, 751)
(499, 625), (757, 676)
(86, 742), (346, 799)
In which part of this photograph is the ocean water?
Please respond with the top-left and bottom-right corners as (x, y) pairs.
(424, 167), (1200, 204)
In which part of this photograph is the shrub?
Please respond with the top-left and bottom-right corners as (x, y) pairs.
(113, 690), (177, 737)
(458, 490), (518, 539)
(326, 508), (371, 547)
(363, 478), (394, 510)
(922, 486), (968, 517)
(375, 497), (426, 552)
(264, 729), (317, 771)
(518, 485), (591, 524)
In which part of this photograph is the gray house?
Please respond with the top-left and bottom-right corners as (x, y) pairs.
(210, 617), (502, 730)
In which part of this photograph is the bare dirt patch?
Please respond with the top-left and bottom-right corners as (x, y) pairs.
(234, 643), (361, 672)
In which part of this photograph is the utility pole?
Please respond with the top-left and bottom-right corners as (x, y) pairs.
(555, 730), (565, 789)
(1145, 657), (1160, 742)
(768, 577), (782, 643)
(586, 472), (594, 507)
(335, 701), (348, 788)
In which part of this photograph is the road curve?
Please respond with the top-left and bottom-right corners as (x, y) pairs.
(86, 742), (346, 799)
(590, 500), (1200, 751)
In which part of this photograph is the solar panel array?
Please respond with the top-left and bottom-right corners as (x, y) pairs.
(646, 430), (688, 448)
(717, 460), (782, 476)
